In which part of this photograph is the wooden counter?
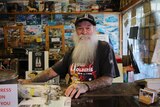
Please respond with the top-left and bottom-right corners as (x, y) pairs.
(18, 83), (159, 107)
(69, 83), (160, 107)
(81, 83), (139, 98)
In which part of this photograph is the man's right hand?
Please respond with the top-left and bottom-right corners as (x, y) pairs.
(18, 79), (32, 84)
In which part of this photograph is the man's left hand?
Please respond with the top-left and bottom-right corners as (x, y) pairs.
(65, 83), (88, 98)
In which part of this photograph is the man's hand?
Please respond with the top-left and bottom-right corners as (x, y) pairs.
(18, 79), (32, 84)
(65, 83), (88, 99)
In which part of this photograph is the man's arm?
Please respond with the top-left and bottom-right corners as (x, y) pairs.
(31, 68), (58, 82)
(18, 68), (58, 84)
(85, 75), (113, 91)
(65, 75), (113, 98)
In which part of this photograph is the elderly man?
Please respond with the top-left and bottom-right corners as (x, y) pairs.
(19, 13), (120, 99)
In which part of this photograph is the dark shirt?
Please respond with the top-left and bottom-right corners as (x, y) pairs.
(51, 40), (120, 81)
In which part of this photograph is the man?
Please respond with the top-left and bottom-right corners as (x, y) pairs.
(18, 13), (120, 99)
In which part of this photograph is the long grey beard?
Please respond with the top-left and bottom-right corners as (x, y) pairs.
(72, 34), (98, 64)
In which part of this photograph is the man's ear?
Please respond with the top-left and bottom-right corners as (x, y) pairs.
(93, 26), (97, 32)
(93, 26), (96, 29)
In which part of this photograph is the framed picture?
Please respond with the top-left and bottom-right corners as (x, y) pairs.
(45, 25), (65, 60)
(45, 25), (65, 53)
(28, 51), (49, 71)
(3, 25), (24, 48)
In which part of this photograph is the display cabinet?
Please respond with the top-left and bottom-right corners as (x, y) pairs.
(45, 25), (65, 59)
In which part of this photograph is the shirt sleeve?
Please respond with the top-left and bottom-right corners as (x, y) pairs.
(99, 42), (120, 78)
(51, 50), (72, 79)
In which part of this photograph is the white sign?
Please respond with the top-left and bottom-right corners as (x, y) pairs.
(51, 38), (60, 42)
(97, 34), (109, 43)
(19, 96), (71, 107)
(0, 84), (18, 107)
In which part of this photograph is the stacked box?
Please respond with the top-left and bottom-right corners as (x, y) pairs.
(54, 2), (62, 13)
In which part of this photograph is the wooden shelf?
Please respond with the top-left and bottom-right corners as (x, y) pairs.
(121, 0), (143, 12)
(0, 11), (120, 15)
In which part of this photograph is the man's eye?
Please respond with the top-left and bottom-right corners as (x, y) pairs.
(78, 28), (83, 30)
(87, 28), (90, 30)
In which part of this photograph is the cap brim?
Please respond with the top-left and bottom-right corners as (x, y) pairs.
(75, 18), (96, 26)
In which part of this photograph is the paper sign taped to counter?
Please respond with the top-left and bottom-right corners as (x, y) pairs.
(0, 84), (18, 107)
(19, 96), (71, 107)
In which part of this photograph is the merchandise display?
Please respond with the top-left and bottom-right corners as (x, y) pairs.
(0, 69), (18, 84)
(18, 84), (71, 107)
(0, 0), (160, 107)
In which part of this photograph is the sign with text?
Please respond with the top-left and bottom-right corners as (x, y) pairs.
(28, 51), (49, 71)
(0, 84), (18, 107)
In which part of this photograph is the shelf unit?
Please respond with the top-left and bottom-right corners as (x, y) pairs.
(0, 11), (121, 15)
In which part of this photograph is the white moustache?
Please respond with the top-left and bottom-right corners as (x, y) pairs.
(79, 35), (91, 40)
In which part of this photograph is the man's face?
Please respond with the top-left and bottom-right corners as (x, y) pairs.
(76, 21), (95, 41)
(72, 21), (97, 64)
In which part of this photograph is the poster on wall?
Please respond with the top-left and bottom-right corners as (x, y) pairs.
(63, 14), (76, 48)
(104, 14), (119, 54)
(16, 15), (26, 25)
(48, 14), (64, 26)
(93, 14), (119, 54)
(64, 25), (75, 48)
(26, 14), (41, 25)
(24, 25), (42, 35)
(41, 14), (49, 24)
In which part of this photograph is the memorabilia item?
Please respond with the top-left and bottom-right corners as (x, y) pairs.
(26, 5), (37, 12)
(0, 68), (18, 84)
(18, 84), (71, 107)
(91, 4), (99, 12)
(139, 88), (158, 105)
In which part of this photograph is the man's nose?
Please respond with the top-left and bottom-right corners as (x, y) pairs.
(82, 29), (87, 35)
